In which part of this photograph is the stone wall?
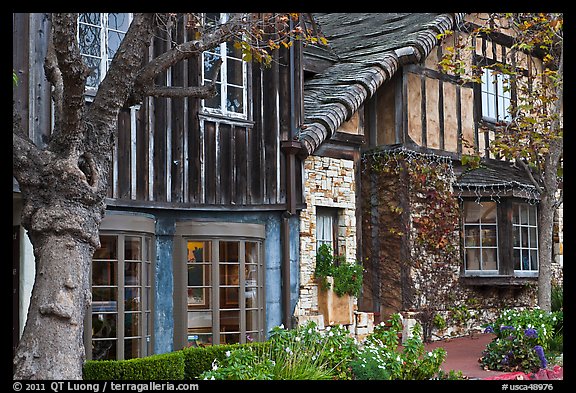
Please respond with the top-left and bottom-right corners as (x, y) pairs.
(294, 155), (357, 320)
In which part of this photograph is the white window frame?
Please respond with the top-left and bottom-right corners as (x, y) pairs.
(463, 201), (500, 275)
(513, 203), (539, 276)
(481, 67), (512, 123)
(201, 13), (248, 120)
(78, 13), (133, 95)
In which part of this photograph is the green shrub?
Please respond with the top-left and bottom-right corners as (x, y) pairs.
(314, 244), (363, 297)
(181, 342), (269, 380)
(480, 308), (562, 373)
(200, 320), (358, 380)
(83, 351), (185, 380)
(351, 313), (447, 380)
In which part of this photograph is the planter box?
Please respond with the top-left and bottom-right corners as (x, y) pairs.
(318, 277), (354, 325)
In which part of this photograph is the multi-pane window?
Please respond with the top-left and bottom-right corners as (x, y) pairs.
(463, 201), (499, 273)
(316, 207), (340, 254)
(175, 222), (265, 348)
(78, 13), (132, 90)
(513, 203), (539, 273)
(201, 13), (247, 119)
(481, 67), (511, 122)
(88, 233), (153, 360)
(462, 199), (539, 278)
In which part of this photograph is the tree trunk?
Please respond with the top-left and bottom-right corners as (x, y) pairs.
(537, 194), (554, 312)
(13, 233), (95, 379)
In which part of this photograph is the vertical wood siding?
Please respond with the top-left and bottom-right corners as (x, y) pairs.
(14, 13), (301, 209)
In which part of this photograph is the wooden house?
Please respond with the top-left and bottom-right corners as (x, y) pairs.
(13, 12), (563, 363)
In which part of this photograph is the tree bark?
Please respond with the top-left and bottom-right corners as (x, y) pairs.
(13, 235), (94, 380)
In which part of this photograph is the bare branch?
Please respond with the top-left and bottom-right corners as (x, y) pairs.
(515, 157), (543, 194)
(43, 36), (63, 133)
(135, 14), (246, 89)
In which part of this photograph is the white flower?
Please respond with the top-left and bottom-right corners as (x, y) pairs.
(295, 336), (301, 342)
(225, 350), (231, 357)
(329, 331), (334, 337)
(396, 355), (401, 362)
(326, 326), (331, 331)
(330, 347), (334, 353)
(428, 351), (433, 357)
(211, 360), (218, 370)
(210, 376), (215, 380)
(308, 328), (313, 334)
(279, 324), (285, 329)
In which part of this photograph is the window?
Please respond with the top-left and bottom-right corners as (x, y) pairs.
(84, 214), (154, 361)
(201, 13), (248, 119)
(462, 199), (539, 278)
(316, 207), (339, 253)
(174, 222), (265, 348)
(513, 202), (539, 274)
(88, 233), (153, 360)
(463, 201), (498, 273)
(480, 67), (511, 122)
(78, 13), (132, 91)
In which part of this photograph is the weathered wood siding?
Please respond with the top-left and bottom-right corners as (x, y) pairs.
(13, 13), (302, 209)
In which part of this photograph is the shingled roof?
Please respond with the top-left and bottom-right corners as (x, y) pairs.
(298, 13), (467, 156)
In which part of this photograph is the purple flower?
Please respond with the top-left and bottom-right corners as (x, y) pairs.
(524, 328), (538, 338)
(500, 325), (515, 331)
(534, 345), (547, 369)
(484, 325), (494, 334)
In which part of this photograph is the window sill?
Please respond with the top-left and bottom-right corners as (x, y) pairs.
(461, 275), (537, 287)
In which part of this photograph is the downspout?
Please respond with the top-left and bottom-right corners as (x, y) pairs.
(279, 16), (302, 329)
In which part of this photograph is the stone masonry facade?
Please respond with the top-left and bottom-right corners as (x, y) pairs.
(294, 155), (357, 321)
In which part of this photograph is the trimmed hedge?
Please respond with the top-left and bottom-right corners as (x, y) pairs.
(182, 342), (270, 380)
(83, 351), (185, 380)
(82, 342), (270, 380)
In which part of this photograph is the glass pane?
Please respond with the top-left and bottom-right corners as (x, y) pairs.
(245, 242), (259, 264)
(226, 41), (243, 60)
(464, 202), (481, 223)
(82, 56), (101, 89)
(221, 310), (240, 336)
(93, 260), (117, 285)
(188, 287), (210, 308)
(125, 236), (142, 260)
(245, 264), (258, 285)
(92, 288), (117, 311)
(125, 262), (141, 285)
(94, 236), (118, 259)
(188, 241), (211, 262)
(205, 13), (221, 27)
(92, 313), (117, 339)
(187, 333), (212, 347)
(465, 249), (480, 270)
(125, 312), (140, 337)
(246, 309), (259, 331)
(528, 205), (537, 225)
(203, 51), (222, 82)
(521, 252), (530, 270)
(464, 226), (480, 247)
(529, 228), (538, 248)
(125, 288), (141, 311)
(513, 249), (521, 270)
(521, 227), (529, 247)
(203, 83), (221, 109)
(245, 287), (258, 308)
(188, 311), (212, 331)
(227, 58), (243, 86)
(520, 205), (529, 225)
(108, 13), (130, 31)
(221, 332), (240, 345)
(482, 249), (497, 270)
(481, 227), (497, 247)
(221, 241), (239, 262)
(482, 203), (497, 223)
(530, 250), (538, 271)
(226, 86), (244, 113)
(513, 226), (520, 247)
(220, 287), (239, 309)
(79, 24), (102, 57)
(124, 338), (140, 359)
(92, 339), (116, 361)
(80, 13), (101, 25)
(107, 30), (125, 59)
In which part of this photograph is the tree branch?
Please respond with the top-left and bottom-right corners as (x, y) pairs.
(135, 13), (246, 90)
(48, 13), (89, 154)
(43, 35), (63, 133)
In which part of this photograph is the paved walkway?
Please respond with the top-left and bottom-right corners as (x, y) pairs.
(423, 332), (509, 379)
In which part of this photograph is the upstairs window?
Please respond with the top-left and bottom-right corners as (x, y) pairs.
(78, 13), (132, 92)
(201, 13), (248, 119)
(480, 67), (512, 123)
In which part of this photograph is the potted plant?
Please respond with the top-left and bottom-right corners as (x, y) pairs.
(315, 244), (363, 325)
